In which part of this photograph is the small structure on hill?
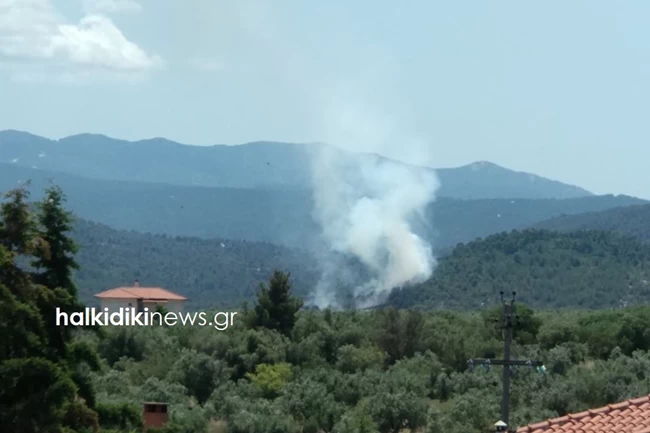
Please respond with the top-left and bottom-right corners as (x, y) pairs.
(142, 402), (169, 432)
(95, 280), (187, 313)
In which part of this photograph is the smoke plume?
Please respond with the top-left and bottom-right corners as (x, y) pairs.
(308, 133), (439, 309)
(193, 1), (440, 308)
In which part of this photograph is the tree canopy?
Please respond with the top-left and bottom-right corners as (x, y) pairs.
(4, 184), (650, 433)
(0, 185), (100, 433)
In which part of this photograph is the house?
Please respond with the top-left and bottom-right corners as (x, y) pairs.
(95, 280), (187, 313)
(517, 394), (650, 433)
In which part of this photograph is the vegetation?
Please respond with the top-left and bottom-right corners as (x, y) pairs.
(78, 224), (650, 310)
(535, 203), (650, 242)
(69, 219), (319, 309)
(4, 185), (650, 433)
(389, 229), (650, 310)
(88, 303), (650, 433)
(251, 270), (303, 335)
(65, 208), (650, 310)
(426, 195), (645, 250)
(0, 185), (100, 432)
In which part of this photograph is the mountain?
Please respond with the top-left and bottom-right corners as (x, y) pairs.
(0, 163), (317, 247)
(0, 164), (642, 251)
(387, 229), (650, 310)
(435, 160), (592, 199)
(534, 203), (650, 242)
(70, 219), (319, 309)
(427, 195), (646, 249)
(0, 129), (592, 199)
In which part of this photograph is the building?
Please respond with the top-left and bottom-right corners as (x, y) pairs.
(143, 402), (169, 432)
(95, 280), (187, 313)
(517, 394), (650, 433)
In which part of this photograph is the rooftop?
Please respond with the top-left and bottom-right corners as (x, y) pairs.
(517, 394), (650, 433)
(95, 285), (187, 301)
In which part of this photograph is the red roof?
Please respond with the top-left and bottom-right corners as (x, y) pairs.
(94, 287), (187, 301)
(517, 395), (650, 433)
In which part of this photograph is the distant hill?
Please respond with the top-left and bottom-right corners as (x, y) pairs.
(0, 164), (642, 251)
(72, 222), (650, 310)
(387, 229), (650, 310)
(534, 204), (650, 242)
(0, 163), (318, 247)
(427, 195), (646, 249)
(0, 129), (592, 199)
(70, 219), (319, 309)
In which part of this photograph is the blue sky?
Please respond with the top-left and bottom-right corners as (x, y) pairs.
(1, 1), (649, 198)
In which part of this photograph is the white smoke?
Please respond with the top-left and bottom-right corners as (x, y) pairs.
(308, 132), (439, 309)
(184, 1), (440, 308)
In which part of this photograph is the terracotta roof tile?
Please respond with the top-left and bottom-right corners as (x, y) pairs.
(517, 394), (650, 433)
(94, 287), (187, 301)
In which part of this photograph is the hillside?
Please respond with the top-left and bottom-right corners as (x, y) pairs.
(73, 222), (650, 310)
(534, 203), (650, 242)
(0, 165), (642, 250)
(427, 195), (646, 248)
(70, 219), (319, 308)
(388, 229), (650, 310)
(5, 180), (650, 310)
(0, 130), (592, 199)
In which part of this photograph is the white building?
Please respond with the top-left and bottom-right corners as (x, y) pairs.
(95, 280), (187, 313)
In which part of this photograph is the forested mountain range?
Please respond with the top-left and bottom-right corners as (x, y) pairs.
(427, 195), (645, 250)
(66, 216), (650, 310)
(534, 203), (650, 242)
(3, 135), (648, 311)
(0, 164), (642, 250)
(388, 229), (650, 310)
(70, 219), (319, 309)
(0, 129), (592, 199)
(5, 177), (650, 433)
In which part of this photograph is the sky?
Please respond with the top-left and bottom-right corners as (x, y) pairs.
(1, 0), (649, 198)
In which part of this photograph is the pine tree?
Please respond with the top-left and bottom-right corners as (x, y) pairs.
(0, 185), (100, 433)
(0, 184), (36, 254)
(0, 185), (44, 300)
(253, 270), (303, 335)
(32, 185), (80, 296)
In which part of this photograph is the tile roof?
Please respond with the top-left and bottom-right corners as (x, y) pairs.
(517, 394), (650, 433)
(94, 287), (187, 301)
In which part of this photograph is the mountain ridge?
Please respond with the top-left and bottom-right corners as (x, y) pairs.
(0, 163), (643, 251)
(534, 203), (650, 242)
(0, 129), (592, 199)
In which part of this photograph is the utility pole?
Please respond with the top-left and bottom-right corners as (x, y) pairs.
(467, 291), (544, 432)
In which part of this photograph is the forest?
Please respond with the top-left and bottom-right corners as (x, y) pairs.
(59, 208), (650, 310)
(70, 219), (320, 309)
(3, 185), (650, 433)
(535, 203), (650, 242)
(389, 228), (650, 310)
